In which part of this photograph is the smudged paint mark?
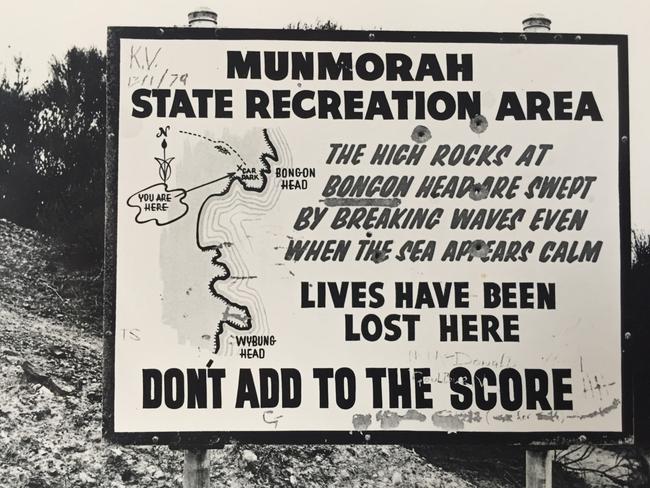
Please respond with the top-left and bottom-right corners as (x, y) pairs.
(493, 414), (513, 422)
(376, 409), (427, 429)
(411, 125), (432, 143)
(352, 413), (372, 431)
(377, 411), (401, 428)
(469, 239), (490, 258)
(470, 114), (488, 134)
(403, 410), (427, 422)
(536, 411), (559, 421)
(431, 412), (464, 432)
(320, 197), (401, 208)
(469, 183), (489, 201)
(431, 410), (482, 432)
(567, 398), (620, 420)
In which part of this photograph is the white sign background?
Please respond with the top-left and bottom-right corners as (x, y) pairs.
(109, 32), (626, 438)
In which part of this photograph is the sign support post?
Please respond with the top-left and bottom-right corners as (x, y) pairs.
(182, 10), (218, 488)
(184, 449), (211, 488)
(521, 15), (554, 488)
(526, 450), (553, 488)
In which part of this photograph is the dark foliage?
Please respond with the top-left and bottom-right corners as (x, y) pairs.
(0, 48), (106, 266)
(631, 231), (650, 444)
(0, 57), (35, 226)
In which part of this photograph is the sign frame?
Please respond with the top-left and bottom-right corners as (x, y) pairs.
(103, 27), (632, 447)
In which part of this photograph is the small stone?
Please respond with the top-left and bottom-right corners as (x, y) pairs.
(50, 346), (66, 358)
(78, 472), (96, 484)
(37, 386), (54, 399)
(241, 449), (258, 463)
(153, 470), (164, 479)
(391, 471), (403, 485)
(109, 447), (123, 460)
(289, 474), (298, 486)
(5, 355), (22, 365)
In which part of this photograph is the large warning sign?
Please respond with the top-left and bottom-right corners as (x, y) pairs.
(104, 28), (631, 445)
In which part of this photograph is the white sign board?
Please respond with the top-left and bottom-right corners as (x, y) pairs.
(104, 29), (631, 445)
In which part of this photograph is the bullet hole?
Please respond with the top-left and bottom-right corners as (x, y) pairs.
(621, 136), (629, 144)
(625, 332), (632, 340)
(366, 231), (373, 238)
(201, 334), (211, 341)
(368, 33), (375, 40)
(470, 114), (488, 134)
(152, 436), (160, 444)
(554, 34), (563, 41)
(364, 433), (371, 442)
(469, 183), (489, 201)
(575, 35), (582, 41)
(371, 250), (389, 263)
(411, 125), (432, 143)
(520, 33), (528, 41)
(470, 239), (490, 258)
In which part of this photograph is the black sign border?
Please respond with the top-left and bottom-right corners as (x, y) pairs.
(104, 27), (632, 447)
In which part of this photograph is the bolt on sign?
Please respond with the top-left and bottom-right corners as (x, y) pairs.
(104, 28), (632, 445)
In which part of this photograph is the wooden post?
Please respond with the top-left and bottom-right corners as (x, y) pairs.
(184, 449), (211, 488)
(181, 7), (219, 488)
(526, 450), (553, 488)
(520, 13), (556, 488)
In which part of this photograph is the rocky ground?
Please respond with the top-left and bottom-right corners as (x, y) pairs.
(0, 217), (647, 487)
